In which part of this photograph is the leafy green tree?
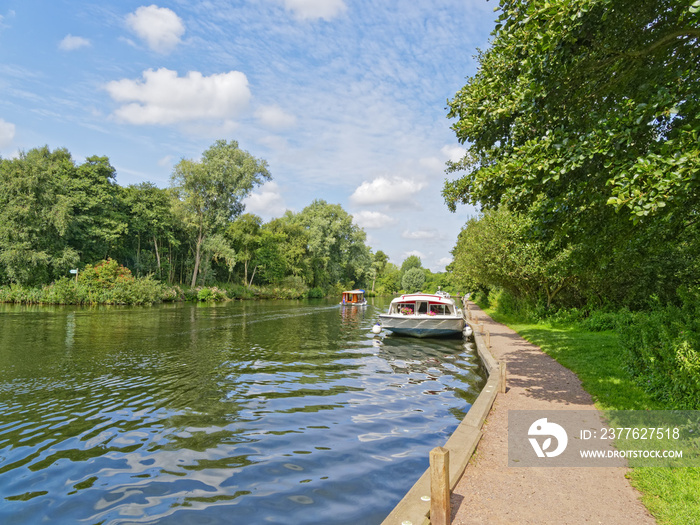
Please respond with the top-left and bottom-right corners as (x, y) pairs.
(377, 262), (401, 294)
(61, 155), (129, 264)
(370, 250), (389, 292)
(294, 200), (371, 288)
(400, 255), (422, 274)
(452, 207), (573, 307)
(445, 0), (700, 233)
(253, 229), (287, 285)
(122, 182), (178, 278)
(0, 146), (78, 284)
(265, 212), (312, 283)
(226, 213), (263, 285)
(171, 140), (270, 287)
(402, 267), (426, 293)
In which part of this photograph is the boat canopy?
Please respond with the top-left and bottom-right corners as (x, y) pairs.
(341, 290), (365, 304)
(387, 293), (457, 315)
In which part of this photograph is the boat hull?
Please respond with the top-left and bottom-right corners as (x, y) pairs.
(378, 314), (465, 338)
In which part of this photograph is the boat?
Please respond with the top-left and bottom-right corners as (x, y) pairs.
(340, 289), (367, 306)
(378, 291), (465, 338)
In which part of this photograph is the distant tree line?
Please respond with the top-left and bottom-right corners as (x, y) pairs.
(0, 141), (451, 297)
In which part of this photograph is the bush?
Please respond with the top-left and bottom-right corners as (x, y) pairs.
(617, 288), (700, 409)
(0, 259), (169, 305)
(307, 287), (325, 299)
(196, 286), (228, 302)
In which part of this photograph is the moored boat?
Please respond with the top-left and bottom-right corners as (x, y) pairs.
(378, 291), (464, 338)
(340, 289), (367, 306)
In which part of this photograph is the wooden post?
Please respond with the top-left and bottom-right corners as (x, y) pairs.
(485, 329), (491, 348)
(500, 360), (507, 393)
(429, 446), (450, 525)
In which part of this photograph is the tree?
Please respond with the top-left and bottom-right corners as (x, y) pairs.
(64, 155), (128, 264)
(226, 213), (263, 285)
(444, 0), (700, 236)
(171, 140), (270, 287)
(370, 250), (389, 292)
(400, 255), (422, 274)
(0, 146), (78, 285)
(402, 267), (426, 293)
(293, 200), (371, 288)
(377, 263), (401, 294)
(265, 212), (312, 283)
(451, 207), (573, 308)
(122, 182), (178, 278)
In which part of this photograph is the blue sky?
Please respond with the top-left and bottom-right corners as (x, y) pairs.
(0, 0), (495, 272)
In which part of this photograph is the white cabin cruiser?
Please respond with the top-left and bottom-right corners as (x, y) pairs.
(378, 291), (465, 338)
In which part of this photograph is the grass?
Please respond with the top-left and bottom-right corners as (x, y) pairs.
(483, 308), (700, 525)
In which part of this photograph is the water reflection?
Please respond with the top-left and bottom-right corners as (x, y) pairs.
(0, 299), (485, 525)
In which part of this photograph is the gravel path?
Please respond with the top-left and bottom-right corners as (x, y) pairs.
(451, 303), (656, 524)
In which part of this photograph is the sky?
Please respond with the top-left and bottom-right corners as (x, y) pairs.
(0, 0), (496, 272)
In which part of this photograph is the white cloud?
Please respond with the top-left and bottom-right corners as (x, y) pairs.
(126, 5), (185, 54)
(402, 229), (440, 240)
(437, 257), (453, 267)
(59, 34), (91, 51)
(105, 68), (251, 125)
(402, 250), (425, 261)
(349, 176), (426, 206)
(352, 210), (396, 229)
(441, 144), (466, 163)
(283, 0), (347, 21)
(255, 105), (296, 129)
(242, 181), (288, 218)
(0, 118), (15, 148)
(158, 155), (174, 167)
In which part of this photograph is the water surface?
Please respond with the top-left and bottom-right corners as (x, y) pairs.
(0, 298), (485, 524)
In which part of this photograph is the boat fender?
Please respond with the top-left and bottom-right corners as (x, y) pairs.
(372, 323), (382, 334)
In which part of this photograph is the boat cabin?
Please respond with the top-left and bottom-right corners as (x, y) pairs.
(389, 294), (455, 316)
(341, 290), (366, 305)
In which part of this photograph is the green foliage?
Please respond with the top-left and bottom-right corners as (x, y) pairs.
(400, 255), (422, 273)
(171, 140), (270, 287)
(451, 208), (573, 307)
(375, 262), (401, 295)
(293, 200), (372, 289)
(79, 258), (134, 288)
(445, 0), (700, 312)
(618, 288), (700, 409)
(307, 287), (326, 299)
(0, 142), (383, 302)
(195, 286), (228, 302)
(445, 0), (700, 226)
(401, 267), (425, 293)
(0, 146), (79, 285)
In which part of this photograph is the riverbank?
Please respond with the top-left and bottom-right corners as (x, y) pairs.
(452, 303), (700, 524)
(0, 281), (320, 305)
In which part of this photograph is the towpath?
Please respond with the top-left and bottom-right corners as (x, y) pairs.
(450, 302), (655, 524)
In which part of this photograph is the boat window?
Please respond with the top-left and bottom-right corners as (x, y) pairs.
(417, 302), (428, 314)
(430, 304), (447, 315)
(397, 302), (414, 315)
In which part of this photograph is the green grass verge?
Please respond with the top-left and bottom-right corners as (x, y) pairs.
(483, 308), (700, 525)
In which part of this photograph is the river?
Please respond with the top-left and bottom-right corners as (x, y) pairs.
(0, 298), (485, 525)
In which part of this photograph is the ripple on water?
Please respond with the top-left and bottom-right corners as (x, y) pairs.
(0, 300), (486, 525)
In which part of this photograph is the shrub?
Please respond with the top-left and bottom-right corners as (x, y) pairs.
(617, 289), (700, 409)
(307, 287), (325, 299)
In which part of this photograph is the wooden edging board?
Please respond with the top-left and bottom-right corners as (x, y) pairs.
(381, 312), (500, 525)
